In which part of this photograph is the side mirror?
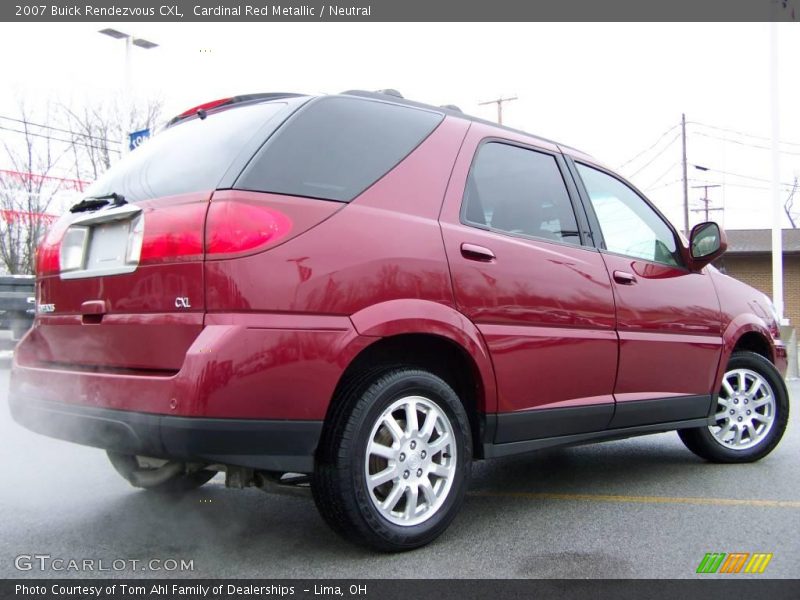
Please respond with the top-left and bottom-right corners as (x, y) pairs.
(688, 221), (727, 271)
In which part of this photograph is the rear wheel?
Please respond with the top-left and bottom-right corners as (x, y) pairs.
(679, 351), (789, 463)
(313, 368), (472, 551)
(107, 452), (216, 493)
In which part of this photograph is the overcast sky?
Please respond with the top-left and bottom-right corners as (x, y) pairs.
(1, 22), (798, 230)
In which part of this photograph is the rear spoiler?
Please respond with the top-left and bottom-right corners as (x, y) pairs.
(165, 93), (304, 128)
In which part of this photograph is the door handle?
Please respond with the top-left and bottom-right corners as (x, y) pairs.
(80, 300), (107, 314)
(613, 270), (637, 285)
(460, 243), (496, 262)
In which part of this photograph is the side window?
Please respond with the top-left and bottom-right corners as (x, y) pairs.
(576, 164), (680, 266)
(236, 96), (443, 202)
(462, 142), (581, 245)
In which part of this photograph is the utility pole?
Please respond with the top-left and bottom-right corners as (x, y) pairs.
(690, 184), (722, 223)
(479, 96), (518, 125)
(681, 113), (689, 236)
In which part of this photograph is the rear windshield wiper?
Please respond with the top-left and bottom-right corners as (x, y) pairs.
(69, 193), (127, 213)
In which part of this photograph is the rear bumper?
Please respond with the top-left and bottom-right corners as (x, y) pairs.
(9, 395), (322, 473)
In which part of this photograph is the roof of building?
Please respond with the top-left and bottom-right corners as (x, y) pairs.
(724, 228), (800, 254)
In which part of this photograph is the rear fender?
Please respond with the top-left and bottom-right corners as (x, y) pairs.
(349, 299), (497, 413)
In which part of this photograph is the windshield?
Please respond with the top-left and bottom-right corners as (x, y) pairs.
(83, 101), (292, 202)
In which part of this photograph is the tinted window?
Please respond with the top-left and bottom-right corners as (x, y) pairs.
(236, 96), (443, 202)
(462, 142), (580, 244)
(577, 164), (680, 266)
(83, 101), (291, 202)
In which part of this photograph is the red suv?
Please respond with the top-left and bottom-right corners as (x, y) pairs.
(10, 91), (790, 551)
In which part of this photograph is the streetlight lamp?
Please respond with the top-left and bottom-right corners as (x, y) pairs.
(98, 28), (158, 155)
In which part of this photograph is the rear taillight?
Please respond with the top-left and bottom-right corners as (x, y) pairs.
(206, 199), (293, 256)
(204, 190), (343, 260)
(35, 218), (71, 276)
(139, 202), (207, 265)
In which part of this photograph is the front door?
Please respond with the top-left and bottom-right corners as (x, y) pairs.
(571, 161), (723, 427)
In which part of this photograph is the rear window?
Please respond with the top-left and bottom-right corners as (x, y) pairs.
(82, 101), (291, 202)
(235, 96), (444, 202)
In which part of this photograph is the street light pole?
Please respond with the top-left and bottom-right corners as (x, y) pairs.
(681, 113), (689, 236)
(98, 28), (158, 157)
(769, 20), (784, 322)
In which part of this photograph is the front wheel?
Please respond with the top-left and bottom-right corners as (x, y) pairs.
(679, 351), (789, 463)
(312, 368), (472, 551)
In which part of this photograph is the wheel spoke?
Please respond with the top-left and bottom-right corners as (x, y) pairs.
(429, 463), (451, 478)
(404, 485), (419, 519)
(744, 423), (757, 442)
(369, 466), (396, 489)
(752, 410), (771, 423)
(381, 481), (405, 512)
(714, 411), (728, 422)
(746, 378), (761, 397)
(737, 371), (745, 393)
(721, 379), (734, 397)
(717, 420), (733, 441)
(405, 400), (419, 435)
(751, 395), (772, 409)
(369, 442), (395, 460)
(419, 478), (436, 505)
(733, 424), (743, 446)
(429, 432), (451, 454)
(420, 410), (437, 441)
(384, 414), (405, 442)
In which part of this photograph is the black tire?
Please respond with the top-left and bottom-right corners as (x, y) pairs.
(107, 452), (216, 493)
(312, 368), (472, 552)
(679, 351), (789, 463)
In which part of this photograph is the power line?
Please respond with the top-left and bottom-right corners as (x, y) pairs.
(641, 162), (679, 190)
(694, 165), (796, 188)
(627, 132), (682, 178)
(689, 120), (800, 148)
(0, 114), (120, 146)
(691, 130), (800, 156)
(644, 178), (682, 192)
(616, 123), (680, 170)
(0, 125), (121, 154)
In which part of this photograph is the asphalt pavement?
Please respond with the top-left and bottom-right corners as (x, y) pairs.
(1, 368), (798, 579)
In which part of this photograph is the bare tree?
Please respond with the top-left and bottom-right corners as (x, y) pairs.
(61, 96), (163, 182)
(784, 177), (799, 228)
(0, 102), (70, 274)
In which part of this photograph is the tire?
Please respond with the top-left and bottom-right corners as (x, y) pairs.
(107, 452), (216, 493)
(312, 367), (472, 551)
(679, 351), (789, 463)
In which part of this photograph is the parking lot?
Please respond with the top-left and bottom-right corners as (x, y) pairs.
(1, 368), (798, 579)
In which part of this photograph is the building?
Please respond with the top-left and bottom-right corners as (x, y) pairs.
(715, 228), (800, 328)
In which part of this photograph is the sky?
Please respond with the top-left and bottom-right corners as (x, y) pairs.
(0, 22), (799, 230)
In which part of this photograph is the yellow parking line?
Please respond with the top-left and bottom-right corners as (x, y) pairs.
(467, 490), (800, 508)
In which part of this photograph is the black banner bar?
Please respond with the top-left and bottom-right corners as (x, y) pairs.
(4, 579), (800, 600)
(2, 0), (800, 23)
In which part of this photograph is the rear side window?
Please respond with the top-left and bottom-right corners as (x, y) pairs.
(462, 142), (580, 245)
(83, 101), (291, 202)
(236, 96), (444, 202)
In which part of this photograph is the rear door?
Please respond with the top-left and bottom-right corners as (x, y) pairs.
(569, 160), (723, 427)
(440, 124), (618, 444)
(33, 99), (299, 372)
